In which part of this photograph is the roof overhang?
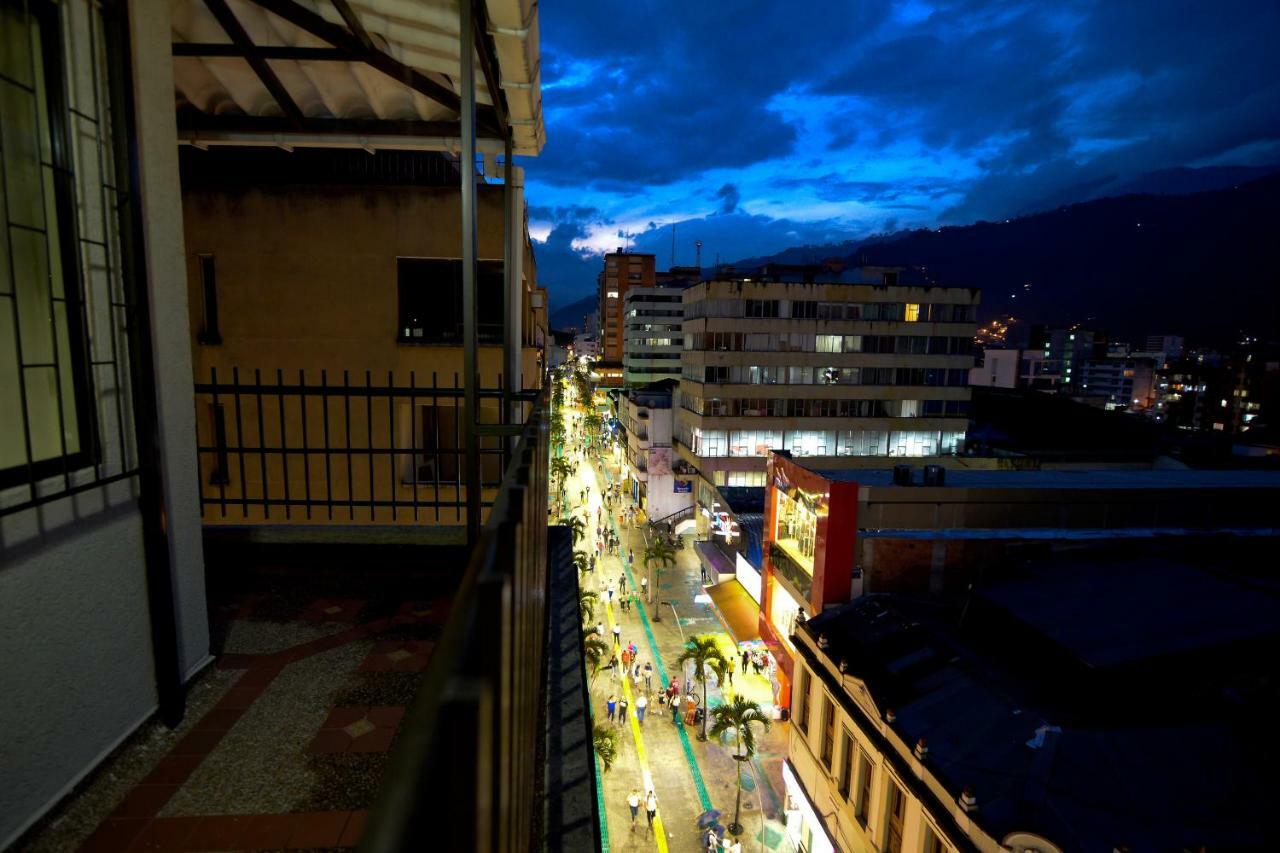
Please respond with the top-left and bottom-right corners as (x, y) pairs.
(170, 0), (544, 155)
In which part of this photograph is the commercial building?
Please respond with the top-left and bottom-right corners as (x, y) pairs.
(1026, 325), (1106, 394)
(1078, 356), (1155, 410)
(785, 556), (1279, 853)
(752, 449), (1280, 724)
(620, 379), (694, 521)
(597, 251), (656, 367)
(676, 265), (979, 488)
(621, 268), (697, 386)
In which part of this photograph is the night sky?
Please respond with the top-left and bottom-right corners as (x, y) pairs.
(522, 0), (1280, 305)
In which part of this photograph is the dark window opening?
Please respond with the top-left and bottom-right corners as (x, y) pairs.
(198, 255), (221, 344)
(397, 258), (503, 344)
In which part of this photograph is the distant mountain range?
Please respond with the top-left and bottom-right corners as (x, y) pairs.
(550, 167), (1280, 343)
(732, 171), (1280, 344)
(550, 294), (597, 331)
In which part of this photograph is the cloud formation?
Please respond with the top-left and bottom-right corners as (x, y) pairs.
(526, 0), (1280, 303)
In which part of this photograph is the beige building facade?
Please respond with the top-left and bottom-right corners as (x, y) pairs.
(676, 267), (979, 487)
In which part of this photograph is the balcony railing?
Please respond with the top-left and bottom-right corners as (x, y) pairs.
(193, 368), (535, 524)
(358, 392), (599, 852)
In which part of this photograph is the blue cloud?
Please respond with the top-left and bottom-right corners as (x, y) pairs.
(526, 0), (1280, 304)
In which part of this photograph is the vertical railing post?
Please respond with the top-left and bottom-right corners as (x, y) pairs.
(503, 131), (517, 430)
(460, 0), (481, 545)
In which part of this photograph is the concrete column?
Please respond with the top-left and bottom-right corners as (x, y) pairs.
(128, 0), (210, 678)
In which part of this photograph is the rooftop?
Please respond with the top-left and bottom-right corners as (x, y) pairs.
(810, 466), (1280, 489)
(804, 562), (1280, 850)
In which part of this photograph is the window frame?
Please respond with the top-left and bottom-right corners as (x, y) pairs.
(794, 665), (810, 734)
(0, 0), (97, 490)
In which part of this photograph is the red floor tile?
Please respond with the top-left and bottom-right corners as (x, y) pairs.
(79, 818), (147, 853)
(171, 728), (225, 756)
(337, 811), (368, 847)
(143, 754), (203, 786)
(308, 728), (350, 754)
(193, 707), (245, 732)
(215, 653), (260, 670)
(321, 705), (369, 729)
(287, 811), (351, 848)
(358, 655), (393, 672)
(125, 816), (202, 852)
(111, 784), (177, 819)
(216, 684), (265, 710)
(186, 814), (251, 851)
(241, 813), (298, 848)
(347, 727), (395, 753)
(366, 706), (405, 728)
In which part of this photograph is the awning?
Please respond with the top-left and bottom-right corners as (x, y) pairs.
(171, 0), (545, 155)
(705, 580), (760, 643)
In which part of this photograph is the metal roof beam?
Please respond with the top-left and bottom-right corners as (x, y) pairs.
(244, 0), (501, 134)
(329, 0), (374, 51)
(469, 0), (508, 138)
(203, 0), (305, 127)
(173, 43), (360, 61)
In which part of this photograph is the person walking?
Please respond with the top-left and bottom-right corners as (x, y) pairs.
(640, 575), (648, 601)
(619, 573), (627, 594)
(726, 657), (735, 686)
(607, 582), (616, 604)
(644, 661), (654, 692)
(618, 696), (629, 724)
(589, 554), (596, 572)
(627, 789), (641, 831)
(644, 790), (658, 832)
(636, 693), (648, 725)
(741, 649), (749, 672)
(594, 622), (604, 641)
(608, 652), (619, 680)
(606, 694), (617, 723)
(612, 623), (621, 646)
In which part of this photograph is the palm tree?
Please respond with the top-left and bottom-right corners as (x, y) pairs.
(583, 630), (610, 685)
(551, 456), (571, 486)
(572, 550), (590, 575)
(709, 695), (772, 835)
(593, 723), (619, 773)
(563, 514), (586, 546)
(643, 539), (677, 620)
(579, 588), (599, 625)
(676, 636), (729, 741)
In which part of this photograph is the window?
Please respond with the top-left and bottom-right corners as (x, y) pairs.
(820, 695), (835, 768)
(397, 259), (503, 344)
(854, 750), (873, 824)
(838, 730), (854, 798)
(884, 779), (906, 853)
(1, 0), (94, 488)
(904, 303), (921, 322)
(795, 666), (810, 733)
(745, 299), (780, 318)
(817, 334), (842, 353)
(197, 255), (221, 344)
(791, 300), (818, 319)
(922, 824), (949, 853)
(607, 290), (619, 298)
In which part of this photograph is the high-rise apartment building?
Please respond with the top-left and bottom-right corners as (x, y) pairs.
(597, 252), (656, 381)
(1028, 325), (1106, 393)
(622, 267), (697, 386)
(676, 266), (979, 486)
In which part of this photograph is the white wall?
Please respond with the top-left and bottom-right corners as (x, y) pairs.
(0, 491), (157, 848)
(0, 0), (207, 845)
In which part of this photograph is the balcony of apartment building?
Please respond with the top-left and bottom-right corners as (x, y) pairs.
(2, 1), (595, 852)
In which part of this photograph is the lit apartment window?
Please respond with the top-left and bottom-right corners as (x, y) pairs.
(904, 303), (921, 322)
(607, 291), (619, 299)
(795, 666), (811, 733)
(820, 695), (835, 768)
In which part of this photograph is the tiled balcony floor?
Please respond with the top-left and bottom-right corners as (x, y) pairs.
(19, 542), (463, 853)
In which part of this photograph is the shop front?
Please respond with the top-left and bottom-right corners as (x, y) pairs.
(760, 451), (858, 710)
(782, 760), (838, 853)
